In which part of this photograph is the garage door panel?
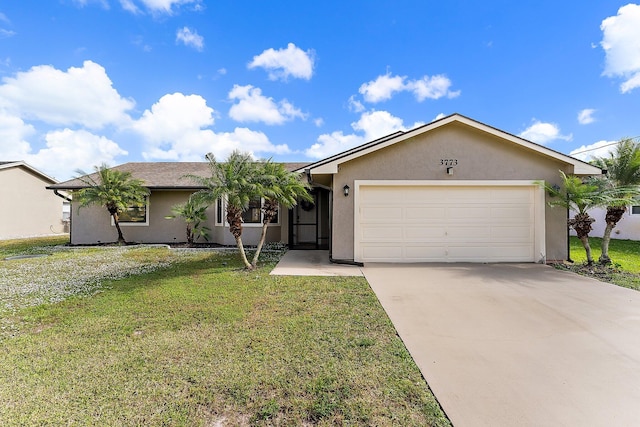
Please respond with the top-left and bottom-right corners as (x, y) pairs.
(361, 225), (403, 240)
(361, 206), (402, 222)
(356, 185), (537, 263)
(361, 245), (404, 261)
(490, 226), (533, 240)
(404, 226), (447, 240)
(403, 245), (448, 261)
(404, 207), (447, 220)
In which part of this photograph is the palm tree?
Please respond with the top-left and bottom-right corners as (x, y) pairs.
(189, 151), (262, 269)
(74, 164), (149, 244)
(545, 171), (636, 265)
(165, 197), (210, 246)
(591, 138), (640, 264)
(250, 160), (312, 268)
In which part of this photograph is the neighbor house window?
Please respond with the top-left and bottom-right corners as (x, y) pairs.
(114, 198), (149, 226)
(632, 206), (640, 215)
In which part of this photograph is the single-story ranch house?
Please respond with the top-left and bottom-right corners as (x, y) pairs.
(49, 114), (601, 263)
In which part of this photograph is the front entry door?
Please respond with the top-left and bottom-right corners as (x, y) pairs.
(289, 188), (330, 249)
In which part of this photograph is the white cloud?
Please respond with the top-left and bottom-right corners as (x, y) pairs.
(0, 29), (15, 38)
(352, 110), (410, 141)
(408, 75), (460, 101)
(600, 3), (640, 93)
(348, 95), (365, 113)
(248, 43), (314, 81)
(0, 60), (134, 129)
(119, 0), (140, 13)
(359, 74), (406, 103)
(358, 72), (460, 103)
(176, 27), (204, 51)
(0, 110), (35, 159)
(577, 108), (596, 124)
(519, 120), (572, 144)
(132, 92), (214, 142)
(433, 113), (447, 121)
(133, 92), (289, 161)
(313, 118), (324, 127)
(570, 140), (617, 162)
(228, 84), (306, 125)
(29, 129), (128, 180)
(305, 110), (423, 159)
(121, 0), (202, 14)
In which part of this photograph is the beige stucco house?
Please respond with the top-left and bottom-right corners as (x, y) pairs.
(48, 162), (308, 247)
(49, 114), (601, 262)
(0, 161), (67, 240)
(297, 114), (601, 263)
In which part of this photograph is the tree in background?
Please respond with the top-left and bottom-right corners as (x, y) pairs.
(74, 164), (149, 244)
(591, 138), (640, 264)
(165, 197), (211, 246)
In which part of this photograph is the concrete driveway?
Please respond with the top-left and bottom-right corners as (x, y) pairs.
(362, 263), (640, 427)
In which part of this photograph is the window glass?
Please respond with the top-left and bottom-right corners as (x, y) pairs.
(632, 206), (640, 215)
(242, 198), (262, 223)
(216, 198), (223, 224)
(119, 203), (147, 223)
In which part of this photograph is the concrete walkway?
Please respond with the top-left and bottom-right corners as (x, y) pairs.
(363, 263), (640, 427)
(270, 250), (363, 276)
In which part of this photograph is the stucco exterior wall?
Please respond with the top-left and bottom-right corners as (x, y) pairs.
(70, 190), (283, 246)
(330, 122), (572, 261)
(0, 167), (64, 239)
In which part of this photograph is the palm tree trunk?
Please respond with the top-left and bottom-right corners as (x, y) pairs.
(251, 222), (270, 268)
(569, 212), (595, 266)
(579, 235), (594, 266)
(599, 206), (626, 265)
(251, 200), (278, 268)
(235, 235), (253, 270)
(111, 212), (126, 244)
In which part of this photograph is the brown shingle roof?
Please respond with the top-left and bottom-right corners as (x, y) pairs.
(48, 161), (311, 190)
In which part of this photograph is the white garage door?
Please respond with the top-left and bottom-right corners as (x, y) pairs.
(355, 184), (538, 263)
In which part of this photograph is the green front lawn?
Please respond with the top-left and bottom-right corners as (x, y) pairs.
(0, 239), (450, 426)
(561, 236), (640, 290)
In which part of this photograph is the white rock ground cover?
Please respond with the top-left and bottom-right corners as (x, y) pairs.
(0, 246), (204, 338)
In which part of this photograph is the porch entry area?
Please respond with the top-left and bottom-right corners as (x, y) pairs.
(289, 188), (330, 250)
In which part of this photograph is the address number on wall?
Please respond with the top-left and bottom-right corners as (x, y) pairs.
(440, 159), (458, 166)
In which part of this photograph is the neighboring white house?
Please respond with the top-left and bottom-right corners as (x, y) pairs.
(570, 206), (640, 241)
(0, 161), (68, 240)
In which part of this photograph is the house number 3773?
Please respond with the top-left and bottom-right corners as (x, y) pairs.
(440, 159), (458, 166)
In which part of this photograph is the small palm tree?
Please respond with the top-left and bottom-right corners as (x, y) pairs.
(545, 171), (634, 265)
(250, 160), (312, 268)
(165, 197), (210, 246)
(74, 164), (149, 244)
(189, 151), (262, 269)
(591, 138), (640, 264)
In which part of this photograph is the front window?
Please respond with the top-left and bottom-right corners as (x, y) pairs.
(114, 198), (149, 226)
(241, 198), (262, 223)
(632, 206), (640, 215)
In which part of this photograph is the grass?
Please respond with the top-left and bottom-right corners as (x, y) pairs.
(0, 238), (450, 426)
(557, 236), (640, 290)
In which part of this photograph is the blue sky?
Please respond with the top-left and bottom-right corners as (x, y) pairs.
(0, 1), (639, 181)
